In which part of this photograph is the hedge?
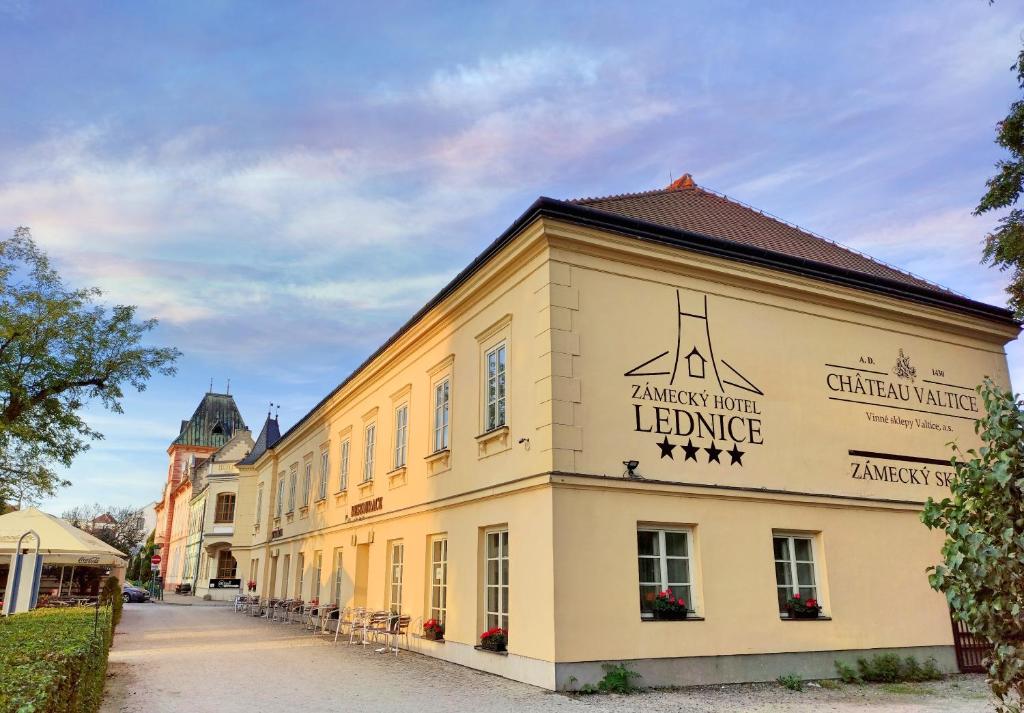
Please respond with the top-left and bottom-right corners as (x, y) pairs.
(0, 606), (114, 713)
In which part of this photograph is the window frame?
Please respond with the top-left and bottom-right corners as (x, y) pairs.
(302, 462), (312, 508)
(484, 342), (508, 432)
(216, 550), (236, 579)
(773, 533), (822, 617)
(287, 468), (297, 514)
(388, 541), (405, 614)
(363, 423), (376, 482)
(433, 378), (451, 453)
(429, 535), (448, 625)
(275, 476), (285, 518)
(318, 450), (329, 501)
(636, 527), (697, 619)
(484, 528), (509, 633)
(339, 439), (350, 491)
(214, 492), (236, 523)
(255, 484), (263, 527)
(393, 404), (408, 469)
(312, 550), (323, 602)
(332, 548), (344, 606)
(296, 552), (305, 600)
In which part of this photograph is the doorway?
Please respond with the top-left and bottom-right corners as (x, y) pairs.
(353, 544), (370, 608)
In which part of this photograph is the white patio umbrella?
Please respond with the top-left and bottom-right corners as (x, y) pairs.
(0, 507), (127, 567)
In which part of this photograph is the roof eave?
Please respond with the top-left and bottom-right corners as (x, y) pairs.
(269, 195), (1018, 455)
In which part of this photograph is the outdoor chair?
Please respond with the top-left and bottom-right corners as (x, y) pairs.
(333, 607), (357, 643)
(380, 614), (411, 656)
(346, 608), (372, 645)
(287, 599), (304, 623)
(361, 611), (390, 648)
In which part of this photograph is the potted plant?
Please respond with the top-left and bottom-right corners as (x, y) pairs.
(784, 592), (821, 619)
(423, 618), (445, 641)
(247, 580), (257, 592)
(479, 627), (507, 652)
(651, 589), (688, 620)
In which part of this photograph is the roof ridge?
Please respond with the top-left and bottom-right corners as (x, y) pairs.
(690, 182), (962, 298)
(572, 179), (961, 298)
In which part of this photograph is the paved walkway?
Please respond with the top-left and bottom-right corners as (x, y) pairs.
(101, 603), (995, 713)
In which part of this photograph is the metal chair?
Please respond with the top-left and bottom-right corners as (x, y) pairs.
(333, 607), (356, 643)
(380, 614), (411, 655)
(362, 611), (390, 648)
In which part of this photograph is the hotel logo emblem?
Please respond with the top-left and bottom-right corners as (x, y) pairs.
(626, 290), (765, 468)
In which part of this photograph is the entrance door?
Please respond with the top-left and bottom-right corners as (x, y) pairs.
(353, 544), (370, 609)
(268, 555), (278, 599)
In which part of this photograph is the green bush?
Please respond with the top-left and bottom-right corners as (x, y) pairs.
(777, 673), (804, 692)
(834, 660), (861, 683)
(0, 606), (113, 713)
(597, 663), (643, 693)
(847, 654), (944, 684)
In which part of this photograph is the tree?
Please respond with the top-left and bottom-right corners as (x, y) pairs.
(62, 503), (147, 557)
(922, 378), (1024, 712)
(0, 227), (180, 507)
(977, 45), (1024, 316)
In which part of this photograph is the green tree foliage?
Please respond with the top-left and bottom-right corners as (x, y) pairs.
(922, 378), (1024, 712)
(0, 227), (180, 507)
(977, 46), (1024, 316)
(62, 504), (146, 557)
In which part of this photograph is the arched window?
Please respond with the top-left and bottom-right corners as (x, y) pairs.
(214, 492), (236, 523)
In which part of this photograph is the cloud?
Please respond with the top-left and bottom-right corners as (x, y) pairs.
(421, 47), (604, 109)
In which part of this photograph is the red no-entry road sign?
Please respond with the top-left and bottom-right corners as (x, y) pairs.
(151, 554), (162, 565)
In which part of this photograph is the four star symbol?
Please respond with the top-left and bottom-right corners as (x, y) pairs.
(653, 438), (747, 466)
(657, 436), (676, 459)
(704, 441), (722, 464)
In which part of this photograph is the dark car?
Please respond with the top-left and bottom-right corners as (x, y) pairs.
(122, 583), (151, 603)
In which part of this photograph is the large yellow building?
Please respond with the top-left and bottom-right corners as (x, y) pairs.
(231, 175), (1018, 689)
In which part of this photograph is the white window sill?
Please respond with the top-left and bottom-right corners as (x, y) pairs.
(424, 449), (451, 475)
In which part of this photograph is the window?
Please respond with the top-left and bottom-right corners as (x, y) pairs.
(339, 439), (350, 491)
(433, 379), (450, 452)
(312, 551), (323, 602)
(332, 549), (344, 605)
(255, 485), (263, 526)
(485, 529), (509, 631)
(318, 450), (328, 500)
(485, 343), (507, 431)
(302, 463), (312, 507)
(276, 477), (284, 518)
(287, 469), (297, 513)
(363, 424), (376, 482)
(388, 541), (405, 614)
(296, 553), (305, 599)
(774, 535), (819, 615)
(214, 493), (235, 523)
(429, 536), (448, 625)
(216, 550), (236, 578)
(637, 528), (694, 618)
(394, 405), (408, 468)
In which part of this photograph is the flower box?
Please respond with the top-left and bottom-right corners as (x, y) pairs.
(650, 589), (689, 620)
(784, 593), (821, 619)
(652, 609), (688, 621)
(479, 627), (507, 652)
(423, 618), (444, 641)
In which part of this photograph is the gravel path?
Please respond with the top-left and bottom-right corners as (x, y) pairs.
(100, 603), (995, 712)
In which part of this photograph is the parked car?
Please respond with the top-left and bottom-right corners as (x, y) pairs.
(122, 583), (151, 603)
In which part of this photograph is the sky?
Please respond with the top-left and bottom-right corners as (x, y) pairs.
(1, 1), (1023, 513)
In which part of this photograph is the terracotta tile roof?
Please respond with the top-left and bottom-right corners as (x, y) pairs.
(569, 174), (950, 294)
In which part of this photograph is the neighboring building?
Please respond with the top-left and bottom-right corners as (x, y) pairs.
(229, 175), (1018, 690)
(154, 391), (246, 589)
(184, 429), (255, 600)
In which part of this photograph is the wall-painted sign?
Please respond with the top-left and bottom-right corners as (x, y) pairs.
(626, 291), (765, 468)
